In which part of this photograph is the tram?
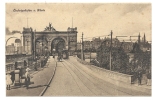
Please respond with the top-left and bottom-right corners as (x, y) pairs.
(62, 49), (69, 59)
(57, 49), (69, 61)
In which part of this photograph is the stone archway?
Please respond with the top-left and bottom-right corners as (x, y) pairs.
(35, 36), (49, 56)
(50, 36), (68, 46)
(51, 37), (66, 55)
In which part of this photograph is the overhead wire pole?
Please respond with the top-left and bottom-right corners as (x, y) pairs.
(89, 42), (91, 63)
(71, 17), (73, 56)
(110, 30), (113, 70)
(67, 31), (69, 58)
(42, 36), (43, 56)
(33, 29), (36, 60)
(81, 33), (84, 60)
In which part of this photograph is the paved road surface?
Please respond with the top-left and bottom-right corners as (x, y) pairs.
(44, 57), (151, 96)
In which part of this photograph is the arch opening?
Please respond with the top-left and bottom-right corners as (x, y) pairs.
(51, 37), (66, 55)
(35, 36), (49, 56)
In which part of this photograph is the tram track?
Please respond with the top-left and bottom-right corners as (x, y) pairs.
(66, 57), (151, 96)
(60, 62), (86, 96)
(64, 58), (132, 96)
(61, 60), (111, 96)
(42, 57), (149, 96)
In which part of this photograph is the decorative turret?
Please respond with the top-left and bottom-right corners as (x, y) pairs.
(67, 27), (77, 32)
(22, 27), (33, 33)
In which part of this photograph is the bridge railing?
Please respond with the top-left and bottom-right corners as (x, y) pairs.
(76, 57), (134, 84)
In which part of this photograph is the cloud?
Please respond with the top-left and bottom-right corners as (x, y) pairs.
(6, 3), (151, 42)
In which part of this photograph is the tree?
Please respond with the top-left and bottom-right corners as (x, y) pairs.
(129, 42), (151, 75)
(96, 44), (129, 74)
(132, 43), (151, 73)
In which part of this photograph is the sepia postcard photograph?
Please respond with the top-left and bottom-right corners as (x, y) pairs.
(5, 2), (152, 96)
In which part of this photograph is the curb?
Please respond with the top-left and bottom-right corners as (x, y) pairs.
(30, 68), (44, 76)
(30, 71), (39, 76)
(39, 61), (57, 96)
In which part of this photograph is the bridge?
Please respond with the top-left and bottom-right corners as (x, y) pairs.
(6, 23), (151, 96)
(6, 56), (151, 96)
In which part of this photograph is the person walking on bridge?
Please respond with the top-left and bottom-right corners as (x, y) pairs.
(137, 71), (142, 85)
(25, 66), (31, 89)
(6, 71), (12, 90)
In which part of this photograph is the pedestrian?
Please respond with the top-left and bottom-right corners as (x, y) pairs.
(60, 53), (63, 61)
(53, 53), (55, 58)
(147, 71), (151, 86)
(137, 71), (142, 85)
(18, 66), (22, 85)
(25, 66), (31, 89)
(33, 62), (37, 71)
(57, 56), (59, 61)
(10, 71), (15, 86)
(6, 71), (12, 90)
(15, 62), (18, 70)
(24, 60), (27, 67)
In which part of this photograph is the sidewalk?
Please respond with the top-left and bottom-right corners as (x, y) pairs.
(6, 56), (57, 96)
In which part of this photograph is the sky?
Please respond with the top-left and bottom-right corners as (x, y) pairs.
(6, 3), (151, 43)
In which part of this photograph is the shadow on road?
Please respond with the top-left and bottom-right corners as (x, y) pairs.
(10, 84), (49, 90)
(28, 85), (50, 89)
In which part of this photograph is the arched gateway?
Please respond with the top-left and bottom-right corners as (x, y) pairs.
(22, 23), (78, 57)
(51, 38), (65, 53)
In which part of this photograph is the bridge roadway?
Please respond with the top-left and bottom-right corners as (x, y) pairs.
(43, 56), (151, 96)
